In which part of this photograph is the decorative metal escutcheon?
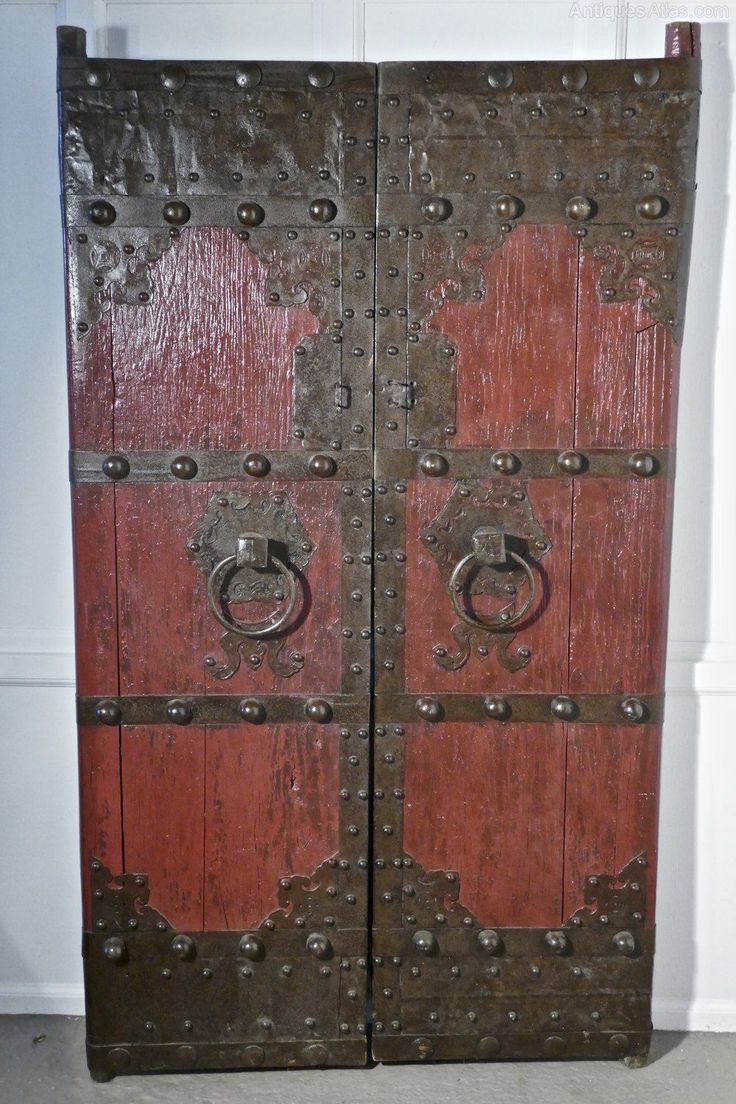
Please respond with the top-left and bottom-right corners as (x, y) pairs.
(423, 481), (550, 672)
(188, 490), (314, 679)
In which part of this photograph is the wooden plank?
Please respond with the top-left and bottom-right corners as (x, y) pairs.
(111, 227), (319, 451)
(121, 725), (206, 931)
(66, 279), (113, 450)
(563, 724), (661, 921)
(427, 225), (578, 448)
(568, 478), (672, 694)
(71, 485), (118, 696)
(78, 727), (123, 928)
(633, 317), (680, 447)
(403, 723), (566, 926)
(204, 725), (340, 930)
(404, 478), (573, 693)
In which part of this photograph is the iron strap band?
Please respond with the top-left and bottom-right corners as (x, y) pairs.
(374, 693), (664, 725)
(70, 449), (373, 484)
(378, 58), (700, 94)
(78, 695), (368, 726)
(372, 1031), (652, 1062)
(374, 447), (672, 481)
(84, 1039), (366, 1073)
(375, 192), (694, 226)
(371, 927), (655, 957)
(84, 928), (369, 957)
(65, 195), (375, 229)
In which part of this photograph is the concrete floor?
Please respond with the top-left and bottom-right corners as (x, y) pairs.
(0, 1018), (734, 1103)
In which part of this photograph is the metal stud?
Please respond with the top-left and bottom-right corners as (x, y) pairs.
(85, 62), (111, 88)
(163, 201), (191, 226)
(101, 454), (130, 480)
(628, 451), (658, 477)
(170, 455), (198, 480)
(95, 699), (122, 726)
(237, 202), (265, 227)
(543, 1035), (566, 1057)
(243, 453), (270, 477)
(633, 62), (660, 88)
(309, 198), (338, 223)
(557, 450), (587, 475)
(306, 932), (332, 959)
(415, 697), (443, 722)
(560, 64), (588, 91)
(102, 936), (126, 963)
(421, 196), (453, 223)
(305, 698), (333, 723)
(491, 450), (521, 475)
(619, 696), (647, 723)
(307, 63), (335, 89)
(493, 194), (524, 221)
(477, 1035), (501, 1057)
(477, 929), (503, 954)
(239, 699), (267, 724)
(171, 934), (196, 960)
(613, 930), (638, 956)
(308, 454), (337, 478)
(550, 696), (579, 720)
(166, 699), (193, 725)
(160, 66), (186, 91)
(544, 930), (570, 955)
(609, 1033), (631, 1057)
(239, 933), (265, 961)
(419, 452), (449, 477)
(413, 930), (439, 956)
(483, 696), (511, 721)
(565, 195), (595, 222)
(487, 65), (513, 89)
(235, 63), (262, 88)
(88, 200), (116, 226)
(636, 194), (667, 220)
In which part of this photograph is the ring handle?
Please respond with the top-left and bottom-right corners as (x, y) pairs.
(449, 536), (536, 631)
(207, 539), (298, 638)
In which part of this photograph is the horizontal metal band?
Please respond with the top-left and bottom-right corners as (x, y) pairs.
(77, 695), (368, 727)
(70, 449), (372, 484)
(379, 58), (700, 94)
(372, 1030), (651, 1062)
(86, 1038), (366, 1076)
(374, 693), (664, 726)
(371, 927), (654, 958)
(84, 927), (368, 957)
(60, 57), (376, 94)
(376, 191), (693, 226)
(375, 448), (671, 481)
(65, 195), (375, 229)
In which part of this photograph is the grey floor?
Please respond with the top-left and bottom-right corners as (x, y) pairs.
(0, 1018), (734, 1103)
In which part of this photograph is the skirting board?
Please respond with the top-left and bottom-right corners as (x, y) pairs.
(1, 986), (736, 1032)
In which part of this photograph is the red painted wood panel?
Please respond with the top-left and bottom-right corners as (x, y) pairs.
(204, 725), (339, 930)
(78, 727), (123, 928)
(71, 485), (118, 696)
(121, 726), (206, 931)
(427, 225), (578, 448)
(111, 228), (320, 451)
(404, 478), (573, 693)
(568, 478), (673, 694)
(633, 318), (681, 448)
(66, 278), (113, 450)
(563, 724), (661, 922)
(403, 723), (566, 926)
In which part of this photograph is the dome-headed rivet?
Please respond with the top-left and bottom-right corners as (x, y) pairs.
(307, 63), (335, 88)
(636, 194), (667, 220)
(415, 697), (443, 722)
(419, 452), (449, 477)
(243, 1044), (265, 1066)
(628, 451), (658, 477)
(308, 454), (337, 478)
(102, 936), (126, 963)
(171, 933), (196, 960)
(235, 63), (262, 88)
(305, 698), (333, 723)
(239, 933), (265, 961)
(609, 1033), (631, 1057)
(493, 194), (524, 220)
(633, 62), (660, 88)
(239, 699), (267, 724)
(88, 200), (117, 226)
(236, 202), (265, 227)
(170, 455), (198, 480)
(478, 1035), (501, 1057)
(557, 450), (587, 474)
(102, 454), (130, 480)
(619, 696), (647, 723)
(565, 195), (595, 222)
(478, 929), (503, 954)
(550, 696), (579, 720)
(560, 64), (588, 91)
(166, 699), (193, 725)
(487, 64), (513, 89)
(243, 452), (270, 477)
(544, 1035), (566, 1057)
(413, 930), (439, 956)
(161, 65), (186, 91)
(95, 699), (122, 726)
(163, 201), (191, 226)
(309, 198), (338, 223)
(613, 930), (638, 956)
(306, 932), (333, 959)
(491, 450), (521, 474)
(483, 696), (511, 721)
(85, 62), (111, 88)
(544, 930), (571, 955)
(421, 196), (453, 223)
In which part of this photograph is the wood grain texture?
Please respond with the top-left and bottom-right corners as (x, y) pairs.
(428, 225), (578, 448)
(79, 726), (123, 928)
(111, 228), (320, 451)
(204, 725), (339, 930)
(563, 724), (661, 922)
(121, 725), (205, 931)
(633, 315), (681, 447)
(66, 274), (113, 450)
(404, 478), (573, 693)
(71, 485), (118, 695)
(568, 478), (673, 694)
(403, 723), (566, 926)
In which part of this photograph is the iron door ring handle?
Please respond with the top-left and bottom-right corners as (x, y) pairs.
(207, 553), (298, 638)
(449, 549), (535, 630)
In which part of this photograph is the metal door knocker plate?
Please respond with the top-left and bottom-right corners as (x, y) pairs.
(188, 490), (314, 679)
(422, 481), (550, 672)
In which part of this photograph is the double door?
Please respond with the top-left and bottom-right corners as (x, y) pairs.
(58, 23), (700, 1080)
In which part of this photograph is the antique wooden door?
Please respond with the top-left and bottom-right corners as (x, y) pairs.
(58, 22), (700, 1081)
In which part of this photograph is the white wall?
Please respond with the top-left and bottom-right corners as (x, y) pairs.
(1, 0), (734, 1030)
